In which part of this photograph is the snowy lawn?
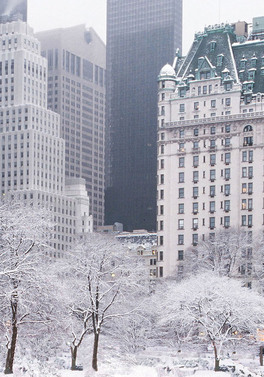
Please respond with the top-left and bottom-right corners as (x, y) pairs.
(193, 373), (230, 377)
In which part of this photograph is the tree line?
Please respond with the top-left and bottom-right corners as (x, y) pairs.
(1, 202), (264, 374)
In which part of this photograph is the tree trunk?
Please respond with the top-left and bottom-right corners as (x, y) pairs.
(4, 301), (18, 375)
(71, 345), (78, 370)
(92, 332), (100, 371)
(260, 346), (263, 366)
(213, 343), (220, 371)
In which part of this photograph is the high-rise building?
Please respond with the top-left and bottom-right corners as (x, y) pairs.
(0, 20), (93, 255)
(105, 0), (182, 231)
(36, 26), (106, 228)
(157, 20), (264, 278)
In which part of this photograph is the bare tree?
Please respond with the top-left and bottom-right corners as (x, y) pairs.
(0, 202), (55, 374)
(59, 233), (148, 371)
(160, 273), (264, 371)
(184, 228), (264, 283)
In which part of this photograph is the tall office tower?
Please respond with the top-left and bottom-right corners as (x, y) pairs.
(0, 19), (93, 256)
(36, 26), (106, 228)
(105, 0), (182, 231)
(157, 20), (264, 279)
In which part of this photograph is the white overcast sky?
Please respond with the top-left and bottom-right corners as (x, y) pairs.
(28, 0), (263, 54)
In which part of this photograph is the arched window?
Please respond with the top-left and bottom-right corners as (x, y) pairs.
(243, 125), (253, 132)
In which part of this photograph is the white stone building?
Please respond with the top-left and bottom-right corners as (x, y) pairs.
(0, 20), (93, 256)
(157, 21), (264, 278)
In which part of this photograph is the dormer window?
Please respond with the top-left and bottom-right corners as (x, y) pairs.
(200, 71), (211, 80)
(217, 54), (224, 66)
(251, 56), (257, 68)
(210, 41), (216, 52)
(222, 68), (230, 79)
(240, 59), (247, 69)
(239, 71), (244, 81)
(248, 69), (256, 80)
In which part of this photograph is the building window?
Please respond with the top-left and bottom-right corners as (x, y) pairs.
(159, 251), (163, 261)
(242, 167), (247, 178)
(209, 201), (215, 213)
(178, 235), (184, 245)
(193, 186), (199, 199)
(194, 101), (199, 110)
(224, 200), (230, 212)
(178, 219), (184, 230)
(224, 216), (230, 228)
(242, 199), (247, 210)
(160, 236), (163, 246)
(193, 202), (198, 214)
(248, 166), (253, 179)
(243, 136), (253, 146)
(242, 215), (247, 226)
(248, 215), (253, 227)
(160, 144), (164, 154)
(210, 169), (216, 181)
(249, 150), (253, 162)
(242, 151), (247, 162)
(244, 125), (253, 132)
(160, 174), (164, 184)
(179, 172), (184, 183)
(224, 184), (230, 196)
(192, 233), (198, 246)
(193, 155), (199, 167)
(210, 154), (216, 166)
(179, 103), (185, 113)
(211, 99), (216, 108)
(179, 188), (184, 198)
(209, 217), (215, 229)
(194, 128), (199, 136)
(192, 218), (198, 230)
(248, 182), (253, 195)
(178, 250), (184, 261)
(210, 139), (216, 149)
(225, 98), (231, 107)
(224, 168), (230, 180)
(159, 267), (163, 278)
(179, 142), (185, 152)
(225, 153), (231, 164)
(210, 126), (216, 135)
(179, 129), (185, 138)
(209, 185), (215, 197)
(179, 157), (185, 167)
(193, 171), (199, 183)
(178, 203), (184, 214)
(193, 141), (199, 149)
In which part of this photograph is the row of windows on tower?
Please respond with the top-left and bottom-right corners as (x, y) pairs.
(172, 166), (253, 184)
(23, 60), (46, 80)
(177, 183), (253, 198)
(175, 214), (254, 231)
(177, 153), (231, 167)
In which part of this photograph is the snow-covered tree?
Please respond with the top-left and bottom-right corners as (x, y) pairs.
(184, 228), (263, 282)
(0, 201), (55, 374)
(160, 273), (264, 371)
(59, 233), (149, 371)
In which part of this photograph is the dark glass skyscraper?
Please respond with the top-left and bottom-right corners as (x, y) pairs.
(105, 0), (182, 231)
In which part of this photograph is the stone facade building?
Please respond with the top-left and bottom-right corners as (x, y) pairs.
(157, 19), (264, 278)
